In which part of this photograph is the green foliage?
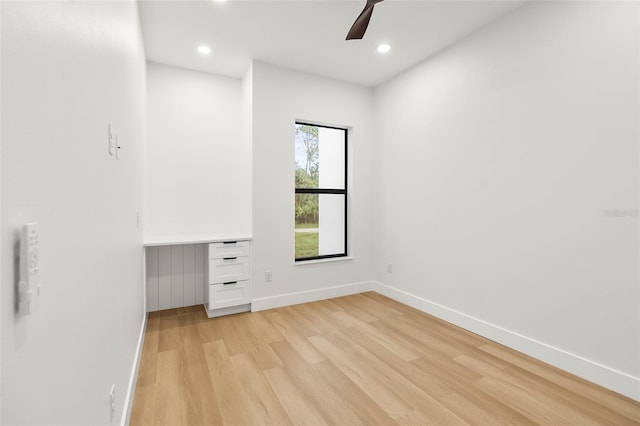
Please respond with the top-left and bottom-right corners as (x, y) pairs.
(295, 167), (316, 188)
(295, 231), (318, 258)
(295, 124), (320, 226)
(295, 193), (318, 225)
(296, 124), (319, 180)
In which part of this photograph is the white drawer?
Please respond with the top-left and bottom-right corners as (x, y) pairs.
(209, 257), (250, 284)
(208, 281), (251, 310)
(209, 241), (250, 259)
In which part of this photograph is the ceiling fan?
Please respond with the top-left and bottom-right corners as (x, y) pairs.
(346, 0), (384, 40)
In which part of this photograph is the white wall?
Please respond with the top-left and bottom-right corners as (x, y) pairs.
(145, 62), (251, 239)
(374, 1), (639, 399)
(242, 63), (253, 204)
(1, 1), (147, 424)
(251, 61), (375, 308)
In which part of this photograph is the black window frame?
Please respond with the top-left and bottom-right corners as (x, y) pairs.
(294, 121), (348, 262)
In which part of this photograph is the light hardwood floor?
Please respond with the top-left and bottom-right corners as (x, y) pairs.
(130, 292), (640, 425)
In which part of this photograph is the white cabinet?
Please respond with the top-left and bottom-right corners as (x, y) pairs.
(205, 240), (252, 317)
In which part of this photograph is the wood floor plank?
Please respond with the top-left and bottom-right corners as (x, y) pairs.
(411, 350), (484, 386)
(473, 375), (585, 424)
(152, 350), (187, 425)
(340, 325), (461, 400)
(247, 311), (286, 345)
(279, 305), (326, 337)
(231, 352), (292, 426)
(195, 314), (225, 343)
(479, 343), (640, 422)
(347, 292), (407, 321)
(395, 408), (467, 426)
(270, 339), (370, 425)
(180, 362), (224, 426)
(372, 312), (471, 359)
(263, 366), (329, 426)
(291, 302), (341, 335)
(328, 310), (421, 362)
(157, 311), (181, 352)
(365, 292), (491, 350)
(129, 384), (156, 426)
(461, 351), (640, 425)
(328, 295), (379, 323)
(356, 292), (406, 314)
(265, 310), (326, 364)
(353, 319), (421, 362)
(314, 298), (344, 313)
(203, 340), (255, 425)
(178, 321), (207, 367)
(130, 294), (640, 426)
(335, 328), (471, 425)
(146, 311), (161, 332)
(290, 302), (344, 335)
(456, 354), (608, 425)
(217, 313), (257, 356)
(308, 333), (413, 419)
(136, 328), (159, 387)
(440, 390), (538, 426)
(248, 343), (283, 371)
(313, 360), (398, 425)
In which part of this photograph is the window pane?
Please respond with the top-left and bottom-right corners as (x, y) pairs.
(295, 124), (319, 189)
(295, 194), (319, 258)
(318, 127), (345, 190)
(295, 193), (345, 259)
(295, 124), (345, 190)
(318, 194), (345, 256)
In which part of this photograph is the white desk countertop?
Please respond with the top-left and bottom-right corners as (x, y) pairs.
(143, 233), (252, 247)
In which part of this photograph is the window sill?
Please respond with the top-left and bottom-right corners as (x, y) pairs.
(294, 256), (353, 266)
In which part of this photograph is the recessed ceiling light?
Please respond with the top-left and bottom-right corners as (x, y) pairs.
(377, 43), (391, 54)
(197, 45), (212, 55)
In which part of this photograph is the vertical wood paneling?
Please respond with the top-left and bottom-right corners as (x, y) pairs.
(183, 245), (196, 307)
(146, 243), (208, 312)
(158, 246), (172, 310)
(146, 247), (159, 312)
(171, 245), (184, 308)
(195, 244), (205, 305)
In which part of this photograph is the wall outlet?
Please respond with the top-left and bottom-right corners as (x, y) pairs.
(387, 263), (393, 274)
(109, 384), (116, 423)
(265, 271), (272, 282)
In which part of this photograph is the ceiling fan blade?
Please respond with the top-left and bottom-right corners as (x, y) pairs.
(346, 0), (383, 40)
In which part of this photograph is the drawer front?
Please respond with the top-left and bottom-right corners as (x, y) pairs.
(209, 257), (250, 284)
(209, 241), (250, 259)
(209, 281), (251, 310)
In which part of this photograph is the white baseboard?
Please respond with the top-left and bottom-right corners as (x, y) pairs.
(205, 303), (251, 318)
(372, 281), (640, 402)
(121, 313), (147, 426)
(251, 281), (375, 312)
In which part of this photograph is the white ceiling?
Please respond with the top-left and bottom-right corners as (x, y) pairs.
(139, 0), (526, 87)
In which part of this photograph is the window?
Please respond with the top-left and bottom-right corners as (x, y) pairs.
(294, 122), (347, 261)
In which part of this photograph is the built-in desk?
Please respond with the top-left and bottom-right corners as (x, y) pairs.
(144, 234), (252, 317)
